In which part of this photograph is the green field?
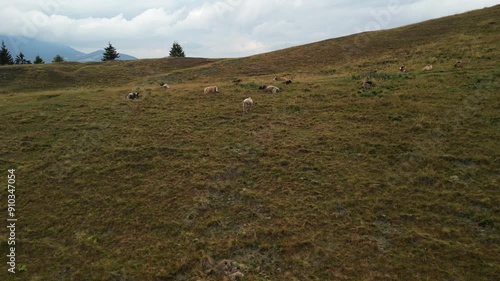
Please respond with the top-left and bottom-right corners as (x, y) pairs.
(0, 5), (499, 281)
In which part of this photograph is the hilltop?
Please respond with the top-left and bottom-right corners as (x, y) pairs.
(1, 4), (499, 89)
(0, 5), (499, 281)
(209, 3), (499, 77)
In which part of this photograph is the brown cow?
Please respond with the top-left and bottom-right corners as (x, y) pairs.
(360, 81), (375, 90)
(273, 76), (293, 83)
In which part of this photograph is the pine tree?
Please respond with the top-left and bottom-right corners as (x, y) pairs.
(52, 54), (65, 63)
(102, 42), (120, 61)
(15, 52), (29, 64)
(0, 40), (14, 65)
(169, 41), (185, 57)
(34, 55), (45, 64)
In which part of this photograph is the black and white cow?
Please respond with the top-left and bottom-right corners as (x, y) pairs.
(127, 92), (140, 100)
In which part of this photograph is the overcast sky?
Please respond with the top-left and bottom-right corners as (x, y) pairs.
(1, 0), (498, 58)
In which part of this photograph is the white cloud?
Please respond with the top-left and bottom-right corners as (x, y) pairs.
(224, 35), (266, 54)
(175, 4), (217, 30)
(1, 0), (498, 58)
(0, 6), (25, 35)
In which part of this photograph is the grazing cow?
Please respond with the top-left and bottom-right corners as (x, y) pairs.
(273, 76), (291, 82)
(259, 85), (280, 93)
(360, 81), (374, 90)
(422, 64), (433, 71)
(127, 92), (140, 100)
(242, 97), (253, 114)
(399, 65), (407, 72)
(273, 76), (293, 84)
(160, 82), (170, 89)
(204, 85), (220, 93)
(454, 61), (463, 68)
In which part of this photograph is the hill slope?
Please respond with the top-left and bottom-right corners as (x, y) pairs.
(0, 5), (499, 281)
(0, 57), (220, 91)
(209, 4), (500, 77)
(1, 5), (498, 90)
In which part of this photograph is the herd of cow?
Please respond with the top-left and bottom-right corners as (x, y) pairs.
(126, 76), (293, 114)
(361, 61), (464, 90)
(127, 61), (464, 113)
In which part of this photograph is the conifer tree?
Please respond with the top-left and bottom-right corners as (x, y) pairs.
(169, 41), (185, 57)
(15, 52), (29, 64)
(52, 54), (65, 63)
(34, 55), (45, 64)
(0, 40), (14, 65)
(102, 42), (120, 61)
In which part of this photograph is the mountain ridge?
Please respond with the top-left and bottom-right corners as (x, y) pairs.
(0, 35), (137, 62)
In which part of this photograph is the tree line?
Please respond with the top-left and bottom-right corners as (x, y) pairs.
(0, 41), (44, 64)
(0, 41), (186, 65)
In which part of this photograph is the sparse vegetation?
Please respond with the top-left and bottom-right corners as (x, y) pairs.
(0, 5), (499, 281)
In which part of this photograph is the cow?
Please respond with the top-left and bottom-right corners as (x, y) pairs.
(454, 61), (463, 68)
(204, 86), (220, 93)
(422, 64), (433, 71)
(242, 97), (253, 114)
(160, 82), (170, 89)
(360, 81), (374, 90)
(399, 65), (407, 72)
(259, 85), (280, 93)
(127, 92), (140, 100)
(274, 76), (293, 84)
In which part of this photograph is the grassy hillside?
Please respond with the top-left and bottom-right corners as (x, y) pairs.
(0, 5), (499, 281)
(223, 4), (500, 75)
(0, 57), (220, 92)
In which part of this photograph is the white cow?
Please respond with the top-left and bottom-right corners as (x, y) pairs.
(204, 85), (219, 93)
(259, 85), (280, 93)
(422, 64), (433, 71)
(242, 97), (253, 114)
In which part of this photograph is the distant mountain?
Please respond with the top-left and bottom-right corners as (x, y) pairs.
(74, 50), (137, 62)
(0, 35), (137, 62)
